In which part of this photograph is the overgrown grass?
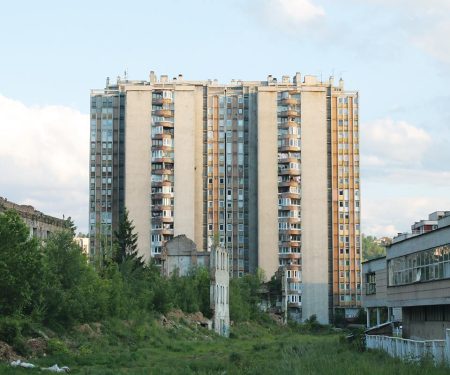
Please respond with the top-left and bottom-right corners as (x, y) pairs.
(1, 318), (448, 374)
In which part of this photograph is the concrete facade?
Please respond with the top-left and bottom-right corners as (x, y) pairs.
(159, 235), (209, 277)
(0, 196), (66, 239)
(300, 87), (329, 323)
(210, 246), (230, 336)
(124, 88), (152, 262)
(256, 88), (279, 280)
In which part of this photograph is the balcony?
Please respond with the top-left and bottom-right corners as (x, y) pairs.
(278, 179), (300, 188)
(278, 156), (299, 164)
(152, 168), (174, 175)
(279, 98), (297, 106)
(279, 144), (301, 153)
(152, 133), (173, 140)
(278, 167), (300, 176)
(151, 157), (174, 164)
(283, 228), (301, 235)
(278, 217), (301, 224)
(151, 192), (173, 199)
(279, 240), (301, 248)
(152, 204), (173, 212)
(155, 120), (174, 128)
(278, 120), (299, 129)
(151, 216), (174, 223)
(279, 110), (300, 118)
(279, 191), (301, 200)
(152, 97), (173, 105)
(278, 252), (301, 260)
(154, 109), (173, 117)
(153, 228), (174, 236)
(151, 180), (173, 187)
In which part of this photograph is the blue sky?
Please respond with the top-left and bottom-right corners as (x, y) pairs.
(1, 0), (450, 236)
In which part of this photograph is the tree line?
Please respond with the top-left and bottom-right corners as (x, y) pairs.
(0, 209), (263, 332)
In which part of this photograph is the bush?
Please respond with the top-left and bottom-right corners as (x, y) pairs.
(47, 338), (70, 355)
(0, 317), (22, 344)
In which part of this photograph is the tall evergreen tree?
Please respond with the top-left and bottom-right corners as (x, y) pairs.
(113, 209), (144, 266)
(64, 216), (77, 237)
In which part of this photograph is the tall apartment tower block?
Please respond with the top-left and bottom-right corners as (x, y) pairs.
(89, 72), (361, 322)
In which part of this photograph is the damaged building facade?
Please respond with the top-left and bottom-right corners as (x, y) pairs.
(0, 197), (66, 240)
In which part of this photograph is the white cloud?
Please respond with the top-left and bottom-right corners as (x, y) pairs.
(271, 0), (325, 23)
(260, 0), (325, 33)
(0, 95), (89, 233)
(354, 0), (450, 64)
(362, 194), (450, 237)
(360, 116), (450, 238)
(361, 118), (431, 167)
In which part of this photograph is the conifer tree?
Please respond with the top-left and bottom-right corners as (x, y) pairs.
(113, 209), (144, 266)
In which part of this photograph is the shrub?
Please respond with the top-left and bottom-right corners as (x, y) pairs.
(0, 317), (22, 344)
(47, 338), (70, 355)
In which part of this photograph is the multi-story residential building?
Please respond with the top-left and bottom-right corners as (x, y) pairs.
(89, 72), (361, 323)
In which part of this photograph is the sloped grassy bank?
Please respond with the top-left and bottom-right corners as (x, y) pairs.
(0, 315), (448, 375)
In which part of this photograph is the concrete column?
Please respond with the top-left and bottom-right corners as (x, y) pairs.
(376, 307), (381, 326)
(366, 308), (370, 328)
(445, 328), (450, 364)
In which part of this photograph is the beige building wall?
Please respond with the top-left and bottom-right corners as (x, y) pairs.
(300, 87), (330, 324)
(256, 88), (279, 280)
(124, 88), (152, 261)
(193, 86), (205, 251)
(173, 87), (199, 244)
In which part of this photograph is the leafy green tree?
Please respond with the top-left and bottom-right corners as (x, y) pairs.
(169, 267), (212, 317)
(113, 209), (143, 266)
(362, 234), (387, 261)
(42, 230), (109, 325)
(0, 210), (43, 315)
(229, 271), (265, 322)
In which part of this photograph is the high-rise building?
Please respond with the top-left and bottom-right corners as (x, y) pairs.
(89, 72), (361, 322)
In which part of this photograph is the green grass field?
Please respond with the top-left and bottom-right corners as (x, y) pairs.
(0, 318), (448, 374)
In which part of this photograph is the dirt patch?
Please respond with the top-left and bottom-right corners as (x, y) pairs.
(167, 309), (185, 321)
(162, 310), (211, 329)
(159, 315), (176, 328)
(269, 313), (284, 326)
(26, 338), (47, 357)
(0, 341), (23, 362)
(91, 322), (102, 335)
(75, 324), (100, 338)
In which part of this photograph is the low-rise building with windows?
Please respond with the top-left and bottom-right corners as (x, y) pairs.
(362, 211), (450, 340)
